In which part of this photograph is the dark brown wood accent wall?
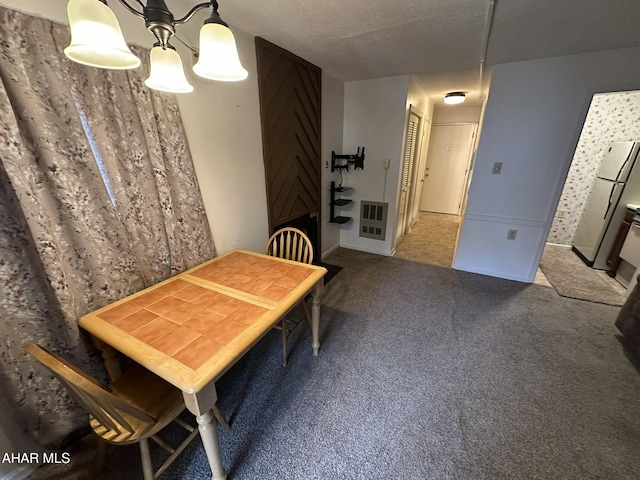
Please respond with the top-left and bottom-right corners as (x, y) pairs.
(255, 37), (322, 258)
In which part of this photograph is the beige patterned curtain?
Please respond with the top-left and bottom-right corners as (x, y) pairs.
(67, 41), (214, 284)
(0, 7), (215, 447)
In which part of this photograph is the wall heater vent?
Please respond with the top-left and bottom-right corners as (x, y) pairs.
(359, 201), (388, 241)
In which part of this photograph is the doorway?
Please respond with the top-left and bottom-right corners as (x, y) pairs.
(394, 115), (479, 268)
(393, 212), (461, 267)
(548, 91), (640, 249)
(538, 90), (640, 297)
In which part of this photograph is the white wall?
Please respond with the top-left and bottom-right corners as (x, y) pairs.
(433, 105), (482, 125)
(321, 73), (345, 258)
(455, 47), (640, 282)
(176, 24), (270, 255)
(407, 78), (435, 126)
(341, 76), (411, 256)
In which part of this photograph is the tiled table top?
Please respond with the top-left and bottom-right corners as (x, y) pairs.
(79, 250), (326, 393)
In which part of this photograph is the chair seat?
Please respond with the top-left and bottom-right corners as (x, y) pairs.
(90, 365), (185, 445)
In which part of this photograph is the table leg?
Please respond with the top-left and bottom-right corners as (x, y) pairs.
(183, 384), (227, 480)
(89, 336), (122, 381)
(311, 279), (323, 356)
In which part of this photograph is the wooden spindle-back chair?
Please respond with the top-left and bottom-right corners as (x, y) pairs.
(265, 227), (314, 365)
(23, 341), (199, 480)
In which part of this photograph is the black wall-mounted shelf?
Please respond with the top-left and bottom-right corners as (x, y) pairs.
(330, 181), (353, 224)
(331, 147), (365, 172)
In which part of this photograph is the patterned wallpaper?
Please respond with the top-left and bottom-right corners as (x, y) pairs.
(548, 91), (640, 245)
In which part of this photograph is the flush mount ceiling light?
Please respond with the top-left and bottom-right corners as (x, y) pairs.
(444, 92), (466, 105)
(64, 0), (248, 94)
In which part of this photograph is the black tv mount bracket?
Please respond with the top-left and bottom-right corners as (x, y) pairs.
(331, 147), (365, 172)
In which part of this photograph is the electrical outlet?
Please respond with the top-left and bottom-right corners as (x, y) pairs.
(383, 158), (390, 169)
(507, 229), (517, 240)
(492, 162), (503, 174)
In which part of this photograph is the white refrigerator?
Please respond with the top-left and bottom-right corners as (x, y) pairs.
(573, 141), (640, 269)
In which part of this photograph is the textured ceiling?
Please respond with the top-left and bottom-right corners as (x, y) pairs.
(207, 0), (640, 106)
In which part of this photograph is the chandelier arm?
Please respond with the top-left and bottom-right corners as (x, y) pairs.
(174, 2), (213, 25)
(117, 0), (146, 19)
(172, 34), (199, 55)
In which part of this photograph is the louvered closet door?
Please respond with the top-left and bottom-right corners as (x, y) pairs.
(255, 37), (322, 254)
(396, 113), (419, 243)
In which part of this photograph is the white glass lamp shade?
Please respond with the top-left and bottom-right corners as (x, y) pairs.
(444, 92), (466, 105)
(144, 47), (194, 94)
(193, 23), (248, 82)
(64, 0), (140, 69)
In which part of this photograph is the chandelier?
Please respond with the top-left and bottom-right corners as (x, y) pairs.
(64, 0), (248, 94)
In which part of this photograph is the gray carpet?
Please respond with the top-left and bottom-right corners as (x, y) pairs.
(30, 248), (640, 480)
(539, 244), (627, 306)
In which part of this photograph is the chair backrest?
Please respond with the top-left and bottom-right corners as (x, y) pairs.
(23, 342), (156, 437)
(266, 227), (314, 264)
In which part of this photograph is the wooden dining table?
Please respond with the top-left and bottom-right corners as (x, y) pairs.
(79, 249), (327, 480)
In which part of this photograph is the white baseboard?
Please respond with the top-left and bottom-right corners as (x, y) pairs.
(338, 242), (392, 257)
(545, 242), (571, 249)
(320, 243), (340, 259)
(452, 262), (533, 283)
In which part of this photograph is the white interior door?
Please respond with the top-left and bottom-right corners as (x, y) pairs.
(420, 124), (477, 215)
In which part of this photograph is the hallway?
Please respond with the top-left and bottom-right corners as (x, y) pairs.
(393, 212), (461, 268)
